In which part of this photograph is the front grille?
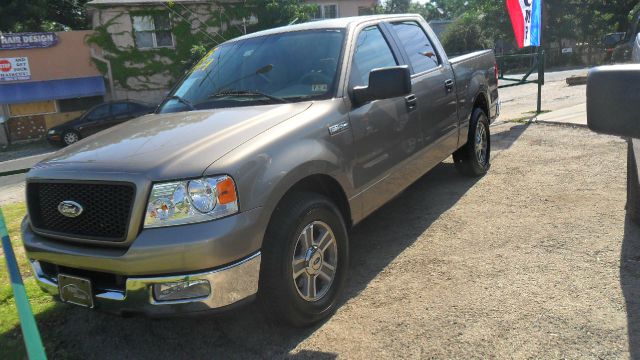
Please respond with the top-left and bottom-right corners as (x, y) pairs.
(27, 181), (135, 242)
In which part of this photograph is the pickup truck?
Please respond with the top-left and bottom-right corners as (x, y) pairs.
(22, 15), (499, 326)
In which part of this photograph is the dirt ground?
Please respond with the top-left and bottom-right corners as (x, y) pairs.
(8, 122), (637, 359)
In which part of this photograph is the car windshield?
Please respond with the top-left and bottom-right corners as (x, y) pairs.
(158, 29), (345, 113)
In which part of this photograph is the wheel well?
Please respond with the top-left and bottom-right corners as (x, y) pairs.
(282, 174), (352, 229)
(473, 93), (489, 116)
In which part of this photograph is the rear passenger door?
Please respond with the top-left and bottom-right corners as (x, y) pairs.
(387, 20), (459, 157)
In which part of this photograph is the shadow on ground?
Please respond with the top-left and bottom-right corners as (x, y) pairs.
(622, 215), (640, 359)
(1, 126), (528, 359)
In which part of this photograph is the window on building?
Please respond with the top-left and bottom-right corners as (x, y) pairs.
(9, 101), (56, 117)
(313, 4), (339, 19)
(350, 26), (398, 87)
(133, 13), (174, 49)
(392, 21), (440, 74)
(57, 96), (104, 113)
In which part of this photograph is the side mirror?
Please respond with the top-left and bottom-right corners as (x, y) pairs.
(587, 65), (640, 138)
(353, 66), (411, 106)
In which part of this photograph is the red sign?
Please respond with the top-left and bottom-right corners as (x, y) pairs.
(0, 59), (11, 72)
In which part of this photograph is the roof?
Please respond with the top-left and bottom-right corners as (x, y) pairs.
(231, 14), (420, 42)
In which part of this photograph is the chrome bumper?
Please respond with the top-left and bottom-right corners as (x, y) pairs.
(31, 252), (261, 316)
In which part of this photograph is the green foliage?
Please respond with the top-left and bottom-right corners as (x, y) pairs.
(85, 1), (315, 91)
(440, 13), (492, 55)
(0, 0), (89, 32)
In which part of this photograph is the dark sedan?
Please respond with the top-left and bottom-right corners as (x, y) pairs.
(47, 100), (154, 146)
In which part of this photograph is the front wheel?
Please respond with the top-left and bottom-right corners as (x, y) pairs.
(62, 130), (80, 146)
(453, 108), (491, 177)
(259, 192), (349, 327)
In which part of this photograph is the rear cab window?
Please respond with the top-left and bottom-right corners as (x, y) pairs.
(391, 21), (440, 74)
(350, 25), (398, 88)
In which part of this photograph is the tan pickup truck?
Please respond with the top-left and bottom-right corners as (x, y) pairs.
(22, 15), (499, 326)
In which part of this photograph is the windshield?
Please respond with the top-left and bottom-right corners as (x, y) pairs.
(158, 29), (345, 113)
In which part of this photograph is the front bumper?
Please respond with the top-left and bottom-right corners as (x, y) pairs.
(31, 252), (261, 316)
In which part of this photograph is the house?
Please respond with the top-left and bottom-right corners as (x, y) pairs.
(86, 0), (378, 104)
(0, 31), (106, 143)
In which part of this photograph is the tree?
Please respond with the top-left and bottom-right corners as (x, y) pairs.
(440, 13), (492, 55)
(0, 0), (90, 32)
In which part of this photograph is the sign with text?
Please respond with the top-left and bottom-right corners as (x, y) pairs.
(506, 0), (542, 48)
(0, 57), (31, 81)
(0, 32), (58, 50)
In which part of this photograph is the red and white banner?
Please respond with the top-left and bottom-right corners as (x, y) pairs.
(506, 0), (542, 48)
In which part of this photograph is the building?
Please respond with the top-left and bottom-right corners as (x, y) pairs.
(0, 31), (106, 144)
(86, 0), (378, 104)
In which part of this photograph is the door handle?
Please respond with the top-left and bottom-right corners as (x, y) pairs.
(405, 94), (418, 112)
(445, 79), (455, 93)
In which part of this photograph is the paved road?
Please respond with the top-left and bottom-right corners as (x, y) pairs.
(501, 67), (590, 86)
(0, 152), (53, 205)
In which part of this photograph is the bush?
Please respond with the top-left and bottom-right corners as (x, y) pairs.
(441, 14), (492, 56)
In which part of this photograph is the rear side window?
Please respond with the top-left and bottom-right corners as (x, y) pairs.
(392, 21), (439, 74)
(351, 26), (398, 87)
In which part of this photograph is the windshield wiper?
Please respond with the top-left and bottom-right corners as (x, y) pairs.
(165, 95), (195, 110)
(209, 89), (289, 103)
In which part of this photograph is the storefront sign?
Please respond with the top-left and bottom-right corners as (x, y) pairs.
(0, 57), (31, 81)
(0, 32), (58, 50)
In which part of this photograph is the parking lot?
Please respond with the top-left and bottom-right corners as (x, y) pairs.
(2, 121), (637, 358)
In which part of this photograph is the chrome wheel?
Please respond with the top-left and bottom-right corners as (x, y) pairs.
(63, 132), (79, 145)
(474, 121), (488, 166)
(292, 221), (338, 302)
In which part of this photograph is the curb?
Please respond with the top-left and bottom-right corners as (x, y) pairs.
(566, 75), (587, 86)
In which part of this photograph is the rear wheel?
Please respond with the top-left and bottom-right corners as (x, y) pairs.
(453, 108), (491, 177)
(259, 192), (348, 327)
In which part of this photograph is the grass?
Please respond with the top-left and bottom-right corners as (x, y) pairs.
(0, 203), (60, 359)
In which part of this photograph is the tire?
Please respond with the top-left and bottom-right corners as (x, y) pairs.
(259, 192), (349, 327)
(62, 130), (80, 146)
(453, 108), (491, 177)
(627, 141), (640, 224)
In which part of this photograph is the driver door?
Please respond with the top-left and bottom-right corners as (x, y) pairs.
(78, 104), (111, 137)
(347, 24), (421, 216)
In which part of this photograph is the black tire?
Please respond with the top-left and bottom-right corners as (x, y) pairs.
(62, 130), (80, 146)
(627, 141), (640, 224)
(258, 192), (349, 327)
(453, 108), (491, 177)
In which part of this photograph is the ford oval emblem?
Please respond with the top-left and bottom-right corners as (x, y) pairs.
(58, 200), (84, 218)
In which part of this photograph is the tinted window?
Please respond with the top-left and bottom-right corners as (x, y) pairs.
(58, 96), (104, 113)
(351, 26), (397, 87)
(158, 30), (345, 113)
(85, 105), (110, 120)
(392, 21), (439, 74)
(111, 102), (129, 116)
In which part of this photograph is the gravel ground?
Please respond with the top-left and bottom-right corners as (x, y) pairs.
(9, 122), (638, 359)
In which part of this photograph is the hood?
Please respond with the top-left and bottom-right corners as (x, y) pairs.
(32, 102), (312, 180)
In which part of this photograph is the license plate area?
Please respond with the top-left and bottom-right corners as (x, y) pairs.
(58, 274), (94, 308)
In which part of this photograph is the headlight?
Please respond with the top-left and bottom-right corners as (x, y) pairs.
(48, 129), (56, 134)
(144, 175), (238, 228)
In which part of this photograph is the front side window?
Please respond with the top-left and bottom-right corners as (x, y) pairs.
(133, 13), (173, 49)
(111, 103), (129, 116)
(392, 21), (439, 74)
(85, 105), (110, 121)
(350, 26), (398, 87)
(158, 29), (345, 113)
